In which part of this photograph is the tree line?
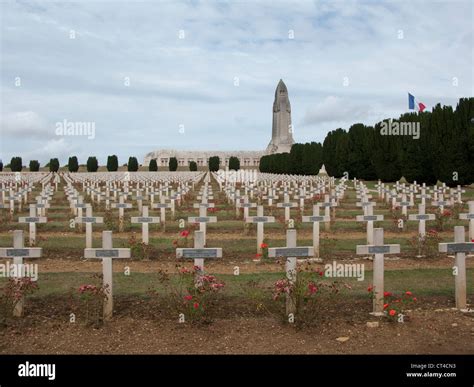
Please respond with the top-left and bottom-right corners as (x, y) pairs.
(260, 98), (474, 185)
(1, 154), (242, 173)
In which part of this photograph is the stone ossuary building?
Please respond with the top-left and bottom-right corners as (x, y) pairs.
(143, 79), (295, 168)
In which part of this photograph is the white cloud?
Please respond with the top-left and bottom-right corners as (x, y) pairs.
(302, 96), (372, 126)
(0, 0), (472, 164)
(1, 111), (51, 137)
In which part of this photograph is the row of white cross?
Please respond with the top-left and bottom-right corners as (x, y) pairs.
(1, 224), (472, 321)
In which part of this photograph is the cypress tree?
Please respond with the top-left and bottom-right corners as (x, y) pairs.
(49, 158), (60, 172)
(107, 155), (119, 171)
(169, 157), (178, 171)
(29, 160), (40, 172)
(229, 156), (240, 170)
(189, 161), (197, 171)
(208, 156), (220, 172)
(128, 157), (139, 172)
(86, 157), (99, 172)
(149, 159), (158, 171)
(68, 156), (79, 172)
(10, 156), (23, 172)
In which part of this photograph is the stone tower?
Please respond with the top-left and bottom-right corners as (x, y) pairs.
(266, 79), (295, 154)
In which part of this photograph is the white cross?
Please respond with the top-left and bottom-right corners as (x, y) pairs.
(319, 194), (337, 231)
(152, 197), (172, 227)
(356, 205), (384, 244)
(302, 204), (330, 257)
(397, 193), (412, 216)
(459, 201), (474, 241)
(356, 228), (400, 315)
(131, 206), (160, 244)
(0, 230), (42, 316)
(84, 231), (131, 320)
(408, 204), (435, 238)
(75, 206), (104, 248)
(18, 205), (47, 246)
(245, 205), (275, 254)
(111, 195), (133, 232)
(416, 188), (431, 206)
(176, 230), (222, 282)
(237, 195), (257, 220)
(432, 194), (450, 213)
(188, 205), (217, 244)
(268, 229), (314, 316)
(439, 226), (474, 311)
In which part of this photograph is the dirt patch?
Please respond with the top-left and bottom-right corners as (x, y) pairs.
(1, 295), (473, 354)
(0, 254), (471, 274)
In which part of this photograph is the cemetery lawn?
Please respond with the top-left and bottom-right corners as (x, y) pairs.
(0, 180), (473, 354)
(0, 267), (473, 354)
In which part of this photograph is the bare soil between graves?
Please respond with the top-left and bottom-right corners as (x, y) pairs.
(1, 296), (473, 354)
(1, 255), (472, 274)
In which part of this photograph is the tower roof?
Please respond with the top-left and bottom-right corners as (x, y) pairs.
(275, 79), (288, 96)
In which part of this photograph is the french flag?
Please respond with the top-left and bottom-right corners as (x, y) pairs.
(408, 93), (426, 112)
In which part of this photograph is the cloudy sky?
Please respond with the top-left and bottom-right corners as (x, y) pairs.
(0, 0), (472, 166)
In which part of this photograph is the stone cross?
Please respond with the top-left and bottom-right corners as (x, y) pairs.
(356, 205), (384, 244)
(438, 226), (474, 310)
(188, 206), (217, 244)
(133, 190), (144, 213)
(176, 231), (222, 281)
(237, 195), (257, 220)
(302, 204), (330, 257)
(408, 204), (435, 237)
(459, 201), (474, 241)
(152, 197), (172, 226)
(431, 194), (450, 213)
(455, 185), (466, 204)
(416, 188), (431, 206)
(131, 206), (160, 244)
(111, 195), (132, 232)
(277, 194), (298, 222)
(18, 205), (47, 246)
(319, 194), (336, 231)
(356, 228), (400, 315)
(245, 205), (275, 254)
(84, 231), (131, 320)
(262, 188), (278, 206)
(268, 229), (314, 316)
(294, 188), (310, 210)
(0, 230), (42, 316)
(398, 193), (412, 217)
(75, 206), (104, 248)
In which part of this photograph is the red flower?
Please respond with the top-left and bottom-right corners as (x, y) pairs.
(308, 282), (318, 294)
(367, 286), (374, 292)
(255, 253), (262, 258)
(413, 297), (417, 302)
(180, 230), (190, 238)
(383, 303), (389, 310)
(193, 302), (199, 309)
(260, 243), (268, 249)
(405, 291), (412, 296)
(384, 291), (392, 297)
(389, 309), (396, 316)
(184, 295), (193, 301)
